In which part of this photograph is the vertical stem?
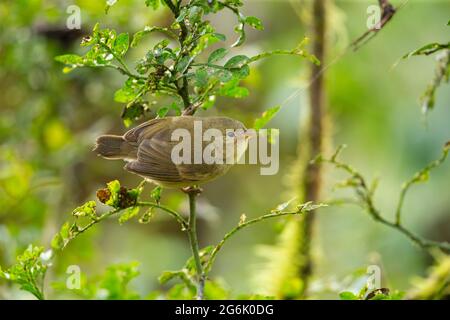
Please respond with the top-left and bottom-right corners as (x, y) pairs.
(187, 190), (205, 300)
(298, 0), (327, 297)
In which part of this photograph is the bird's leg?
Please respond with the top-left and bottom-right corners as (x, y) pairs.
(182, 185), (205, 299)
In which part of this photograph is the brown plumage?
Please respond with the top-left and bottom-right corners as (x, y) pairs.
(94, 116), (249, 188)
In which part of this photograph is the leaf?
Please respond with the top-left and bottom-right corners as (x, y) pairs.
(139, 208), (155, 224)
(339, 291), (358, 300)
(208, 48), (228, 63)
(119, 206), (140, 224)
(253, 105), (281, 130)
(150, 186), (162, 203)
(245, 16), (263, 30)
(403, 42), (450, 59)
(131, 26), (172, 48)
(272, 197), (296, 213)
(224, 55), (249, 69)
(1, 245), (50, 300)
(157, 106), (169, 118)
(211, 33), (226, 42)
(105, 0), (118, 14)
(106, 180), (121, 207)
(114, 33), (129, 56)
(218, 78), (249, 98)
(176, 56), (191, 73)
(145, 0), (159, 10)
(121, 102), (148, 127)
(54, 54), (83, 65)
(55, 54), (84, 73)
(72, 201), (97, 219)
(114, 78), (146, 103)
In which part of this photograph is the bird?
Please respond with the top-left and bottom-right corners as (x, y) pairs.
(93, 116), (251, 188)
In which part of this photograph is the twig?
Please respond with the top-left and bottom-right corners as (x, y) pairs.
(319, 144), (450, 254)
(204, 203), (327, 275)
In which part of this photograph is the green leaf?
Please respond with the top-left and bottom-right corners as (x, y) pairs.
(106, 180), (121, 207)
(54, 54), (83, 65)
(105, 0), (118, 14)
(208, 48), (228, 63)
(150, 186), (162, 203)
(157, 106), (169, 118)
(119, 206), (140, 224)
(339, 291), (358, 300)
(1, 245), (50, 300)
(403, 42), (450, 59)
(139, 208), (155, 224)
(176, 56), (191, 73)
(131, 26), (173, 48)
(245, 16), (263, 30)
(72, 201), (97, 219)
(114, 33), (129, 56)
(145, 0), (159, 10)
(253, 105), (281, 130)
(194, 68), (209, 87)
(218, 78), (249, 98)
(210, 33), (226, 42)
(224, 55), (249, 69)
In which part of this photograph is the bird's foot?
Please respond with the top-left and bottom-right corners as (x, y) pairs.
(181, 185), (203, 195)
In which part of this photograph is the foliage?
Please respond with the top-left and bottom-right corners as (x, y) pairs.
(315, 143), (450, 254)
(55, 0), (316, 126)
(53, 261), (141, 300)
(0, 245), (52, 300)
(402, 23), (449, 114)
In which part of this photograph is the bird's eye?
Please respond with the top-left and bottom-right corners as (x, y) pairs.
(227, 132), (235, 138)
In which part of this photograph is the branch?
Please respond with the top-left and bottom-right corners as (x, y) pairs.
(395, 145), (449, 225)
(204, 202), (327, 275)
(183, 186), (205, 300)
(317, 143), (450, 254)
(61, 201), (187, 250)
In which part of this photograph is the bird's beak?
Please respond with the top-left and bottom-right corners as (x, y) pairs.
(244, 131), (256, 140)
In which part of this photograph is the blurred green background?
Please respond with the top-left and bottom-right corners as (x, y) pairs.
(0, 0), (449, 299)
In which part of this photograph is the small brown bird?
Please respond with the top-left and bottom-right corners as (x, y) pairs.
(94, 116), (250, 188)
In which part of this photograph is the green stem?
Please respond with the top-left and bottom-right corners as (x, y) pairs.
(186, 190), (205, 300)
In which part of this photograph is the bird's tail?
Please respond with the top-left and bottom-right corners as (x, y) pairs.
(94, 135), (137, 160)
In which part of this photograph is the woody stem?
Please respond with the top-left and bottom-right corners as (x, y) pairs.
(186, 188), (205, 300)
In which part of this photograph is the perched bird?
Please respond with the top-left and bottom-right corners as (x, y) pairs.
(94, 116), (250, 188)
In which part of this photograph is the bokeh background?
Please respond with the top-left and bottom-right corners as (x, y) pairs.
(0, 0), (449, 299)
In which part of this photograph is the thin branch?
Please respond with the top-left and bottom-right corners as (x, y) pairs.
(62, 201), (187, 249)
(319, 144), (450, 254)
(395, 146), (449, 225)
(204, 203), (327, 275)
(184, 187), (205, 300)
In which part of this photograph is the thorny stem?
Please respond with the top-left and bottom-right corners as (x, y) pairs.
(184, 187), (205, 300)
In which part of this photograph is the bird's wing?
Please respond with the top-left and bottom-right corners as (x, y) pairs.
(123, 118), (170, 143)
